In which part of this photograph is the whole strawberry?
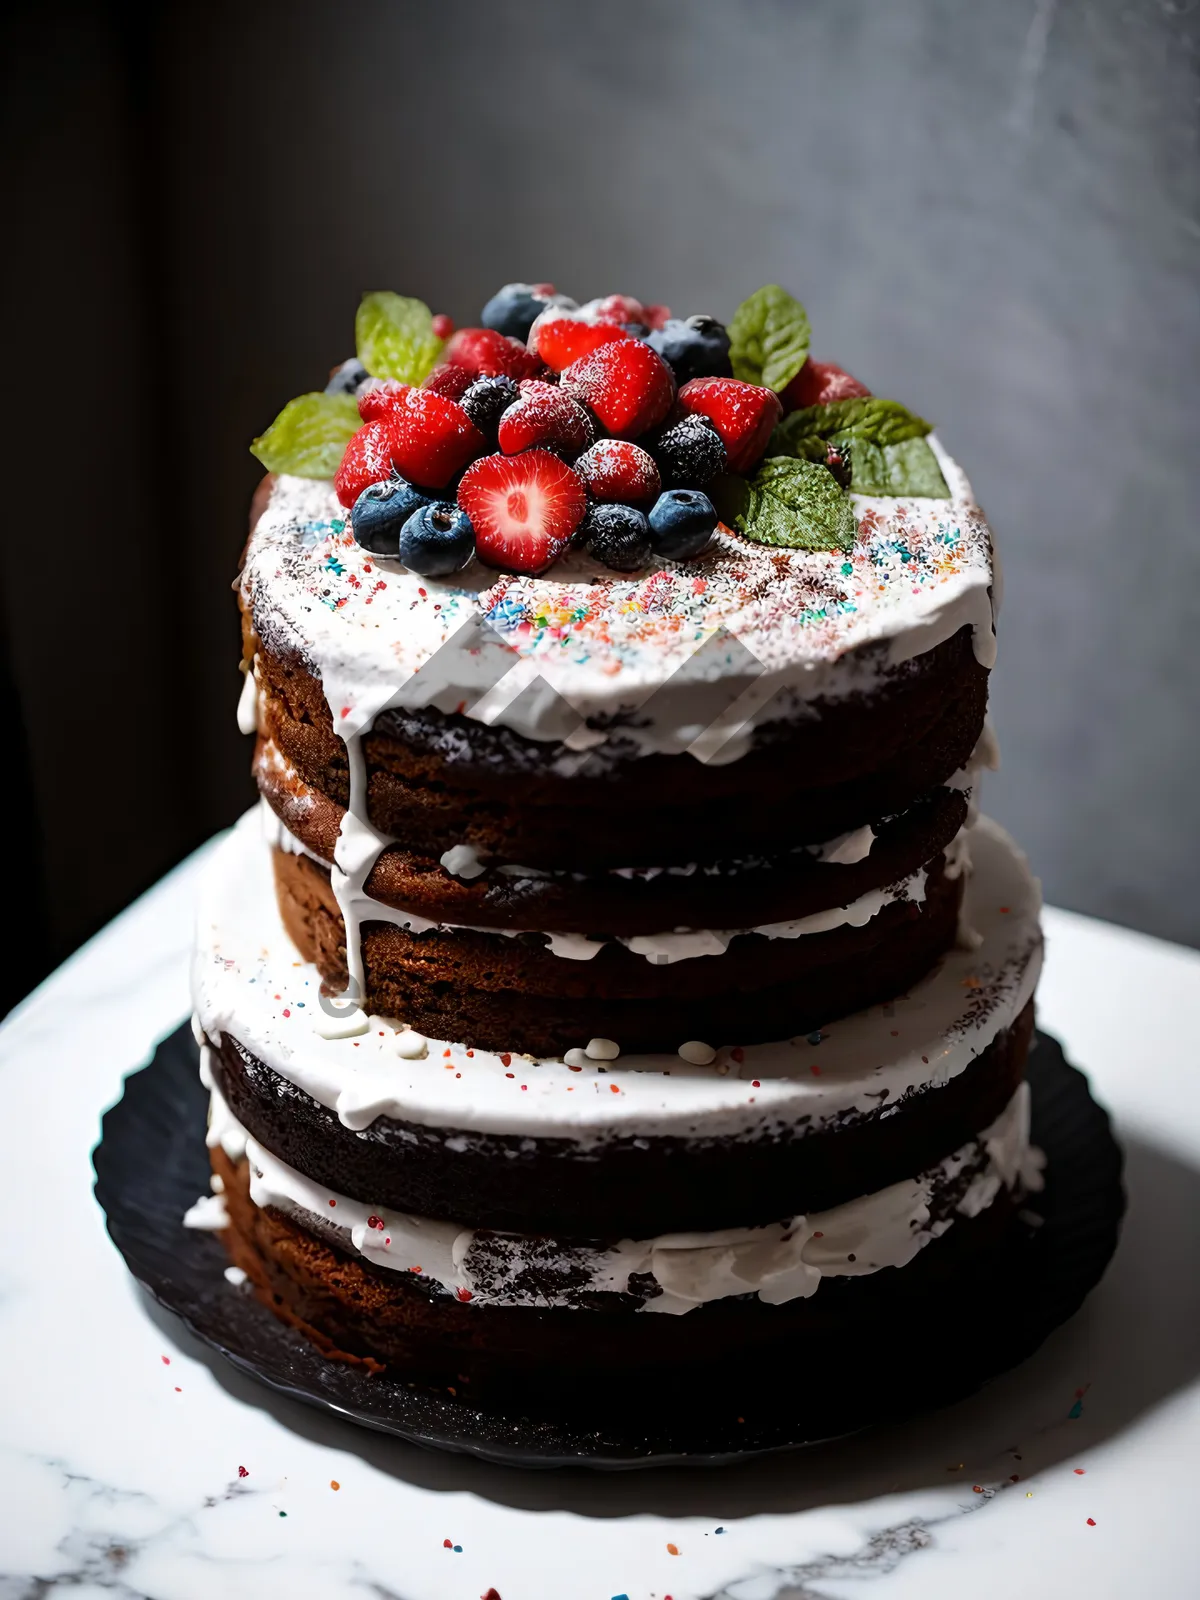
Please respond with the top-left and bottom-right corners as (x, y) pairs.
(783, 359), (871, 410)
(560, 341), (676, 441)
(335, 420), (395, 507)
(676, 377), (782, 474)
(497, 380), (593, 458)
(442, 327), (541, 383)
(384, 388), (486, 490)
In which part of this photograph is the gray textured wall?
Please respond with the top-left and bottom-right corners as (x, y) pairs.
(3, 0), (1198, 984)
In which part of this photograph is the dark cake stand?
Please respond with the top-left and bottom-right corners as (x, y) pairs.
(93, 1025), (1123, 1470)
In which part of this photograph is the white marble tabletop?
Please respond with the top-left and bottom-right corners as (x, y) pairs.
(2, 836), (1198, 1600)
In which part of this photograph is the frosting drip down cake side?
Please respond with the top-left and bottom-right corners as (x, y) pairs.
(189, 280), (1042, 1423)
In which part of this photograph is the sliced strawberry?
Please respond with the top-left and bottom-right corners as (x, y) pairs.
(782, 359), (872, 411)
(529, 313), (631, 373)
(386, 388), (486, 489)
(560, 340), (676, 440)
(574, 439), (661, 504)
(457, 450), (586, 574)
(422, 362), (475, 401)
(334, 421), (395, 507)
(496, 380), (592, 457)
(357, 380), (409, 423)
(443, 327), (540, 382)
(676, 377), (783, 473)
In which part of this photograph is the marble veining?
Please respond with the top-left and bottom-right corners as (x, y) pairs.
(1, 838), (1199, 1598)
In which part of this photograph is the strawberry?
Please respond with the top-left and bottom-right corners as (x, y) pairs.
(496, 380), (592, 458)
(560, 340), (676, 440)
(574, 439), (661, 504)
(334, 421), (395, 508)
(357, 380), (409, 423)
(457, 450), (586, 574)
(676, 377), (782, 473)
(385, 388), (486, 489)
(528, 312), (631, 374)
(443, 327), (540, 382)
(782, 359), (872, 411)
(422, 362), (475, 401)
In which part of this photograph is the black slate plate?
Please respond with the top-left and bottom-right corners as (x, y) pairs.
(93, 1025), (1124, 1469)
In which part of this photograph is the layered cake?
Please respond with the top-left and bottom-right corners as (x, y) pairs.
(189, 282), (1044, 1425)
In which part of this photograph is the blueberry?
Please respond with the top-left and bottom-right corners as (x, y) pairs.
(459, 375), (520, 445)
(648, 414), (727, 489)
(399, 502), (476, 576)
(581, 502), (652, 572)
(648, 489), (718, 562)
(647, 315), (732, 384)
(351, 476), (430, 555)
(325, 357), (369, 396)
(480, 284), (575, 342)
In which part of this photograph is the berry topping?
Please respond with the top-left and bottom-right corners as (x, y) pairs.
(580, 502), (653, 572)
(430, 313), (455, 341)
(574, 439), (661, 504)
(385, 388), (487, 489)
(350, 476), (429, 555)
(421, 363), (475, 401)
(647, 488), (719, 562)
(459, 375), (521, 445)
(334, 421), (395, 507)
(676, 376), (782, 473)
(443, 326), (541, 382)
(481, 282), (575, 342)
(560, 340), (676, 440)
(823, 439), (853, 488)
(357, 380), (410, 422)
(647, 315), (733, 385)
(583, 294), (671, 330)
(457, 449), (587, 575)
(528, 311), (631, 374)
(398, 501), (476, 576)
(648, 413), (727, 488)
(497, 380), (592, 458)
(782, 359), (871, 410)
(325, 357), (368, 396)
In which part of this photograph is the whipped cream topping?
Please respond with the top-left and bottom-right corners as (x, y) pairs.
(207, 1081), (1040, 1315)
(242, 435), (995, 757)
(192, 808), (1041, 1146)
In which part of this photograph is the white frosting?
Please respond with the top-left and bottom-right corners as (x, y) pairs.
(242, 438), (995, 756)
(213, 1082), (1038, 1314)
(191, 808), (1041, 1147)
(235, 661), (260, 737)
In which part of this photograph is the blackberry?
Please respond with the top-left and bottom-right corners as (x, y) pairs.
(459, 375), (520, 446)
(581, 502), (652, 572)
(649, 414), (727, 489)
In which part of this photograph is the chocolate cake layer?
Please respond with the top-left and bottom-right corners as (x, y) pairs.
(272, 846), (962, 1056)
(215, 1141), (1022, 1421)
(258, 735), (970, 934)
(208, 1000), (1033, 1234)
(248, 617), (988, 870)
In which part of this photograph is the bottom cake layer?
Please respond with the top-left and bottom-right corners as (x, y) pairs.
(195, 1086), (1043, 1419)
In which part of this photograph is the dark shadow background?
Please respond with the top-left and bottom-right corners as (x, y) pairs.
(2, 0), (1197, 1015)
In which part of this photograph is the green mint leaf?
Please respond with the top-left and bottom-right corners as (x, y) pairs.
(844, 435), (949, 496)
(728, 285), (811, 392)
(355, 291), (444, 384)
(249, 392), (361, 478)
(772, 396), (933, 454)
(723, 455), (856, 553)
